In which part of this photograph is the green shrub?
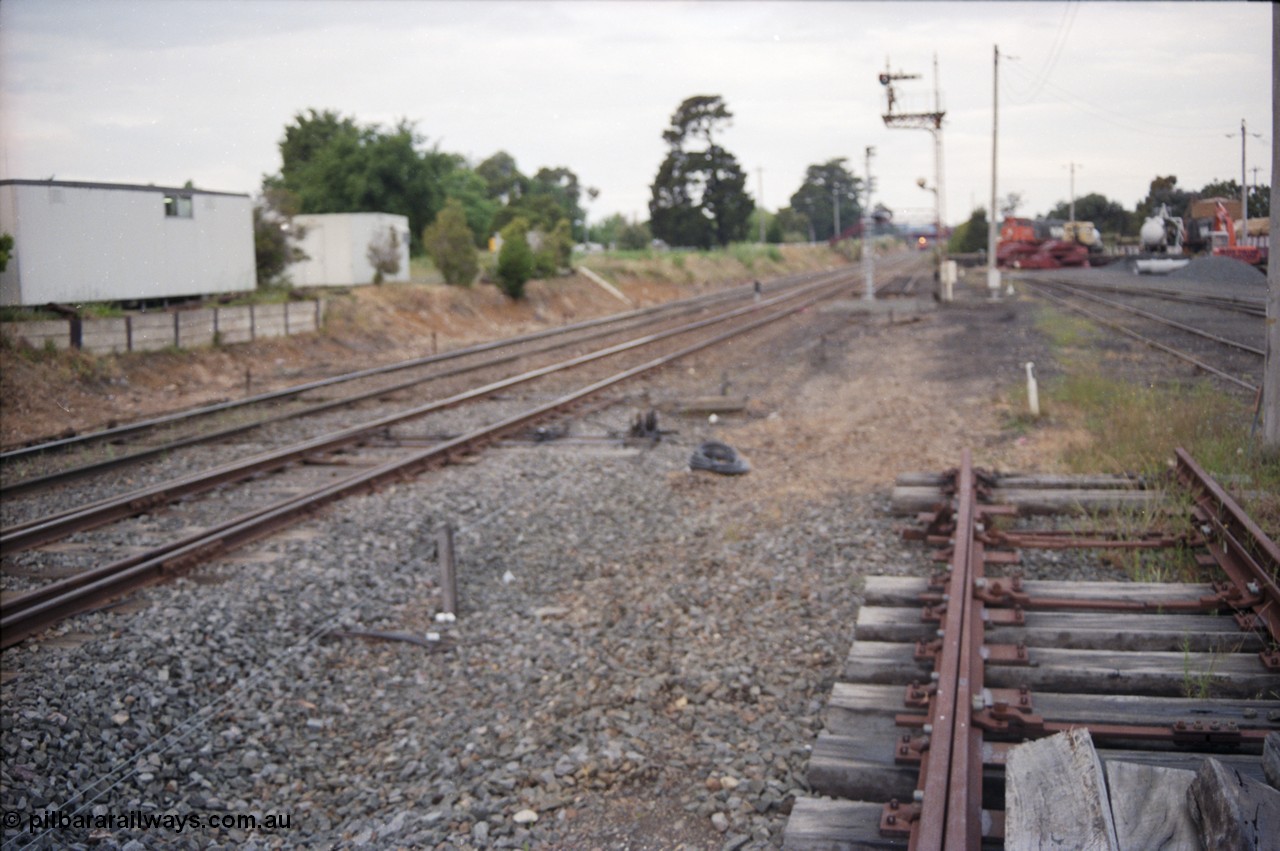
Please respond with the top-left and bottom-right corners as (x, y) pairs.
(496, 217), (534, 299)
(423, 199), (480, 286)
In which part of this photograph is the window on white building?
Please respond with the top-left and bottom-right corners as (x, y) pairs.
(164, 194), (194, 218)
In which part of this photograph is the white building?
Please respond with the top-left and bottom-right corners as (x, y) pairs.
(0, 179), (254, 307)
(288, 212), (411, 286)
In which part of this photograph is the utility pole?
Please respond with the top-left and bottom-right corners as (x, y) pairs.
(863, 146), (875, 301)
(1228, 118), (1262, 237)
(1066, 162), (1082, 223)
(758, 167), (766, 244)
(833, 185), (841, 240)
(987, 45), (1001, 297)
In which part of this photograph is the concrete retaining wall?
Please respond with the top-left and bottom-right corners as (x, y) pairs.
(1, 299), (326, 354)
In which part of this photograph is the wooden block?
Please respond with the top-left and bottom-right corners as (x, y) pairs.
(1104, 762), (1201, 850)
(827, 682), (1280, 733)
(1005, 728), (1119, 850)
(861, 576), (1216, 608)
(662, 395), (749, 414)
(782, 797), (905, 850)
(890, 485), (1156, 515)
(893, 472), (1146, 490)
(1187, 756), (1280, 850)
(853, 605), (1262, 653)
(841, 639), (1272, 699)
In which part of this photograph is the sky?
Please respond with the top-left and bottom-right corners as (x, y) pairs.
(0, 0), (1272, 231)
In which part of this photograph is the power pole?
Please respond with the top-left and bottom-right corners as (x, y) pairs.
(758, 167), (766, 244)
(1265, 5), (1279, 451)
(988, 45), (1001, 297)
(1066, 162), (1082, 223)
(863, 146), (875, 301)
(1227, 118), (1262, 237)
(833, 185), (841, 240)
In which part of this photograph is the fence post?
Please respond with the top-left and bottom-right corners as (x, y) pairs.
(437, 523), (457, 616)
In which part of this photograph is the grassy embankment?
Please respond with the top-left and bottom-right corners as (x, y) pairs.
(1008, 302), (1278, 581)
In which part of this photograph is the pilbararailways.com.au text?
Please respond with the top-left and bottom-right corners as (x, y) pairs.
(7, 809), (293, 834)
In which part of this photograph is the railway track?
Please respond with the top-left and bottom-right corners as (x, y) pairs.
(0, 259), (923, 648)
(785, 449), (1280, 849)
(1019, 274), (1265, 394)
(0, 268), (843, 495)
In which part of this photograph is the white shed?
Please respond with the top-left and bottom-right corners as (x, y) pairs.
(288, 213), (412, 286)
(0, 179), (254, 307)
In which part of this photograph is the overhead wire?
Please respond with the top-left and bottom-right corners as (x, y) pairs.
(1007, 1), (1079, 104)
(1004, 61), (1234, 141)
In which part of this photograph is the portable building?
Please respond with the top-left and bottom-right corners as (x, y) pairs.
(288, 213), (412, 286)
(0, 179), (254, 307)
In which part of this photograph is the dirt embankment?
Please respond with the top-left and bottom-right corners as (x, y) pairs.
(0, 246), (847, 448)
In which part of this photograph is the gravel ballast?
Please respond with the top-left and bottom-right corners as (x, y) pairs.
(1, 266), (1227, 850)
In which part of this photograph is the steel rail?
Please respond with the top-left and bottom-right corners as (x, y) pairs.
(0, 276), (806, 498)
(1, 272), (855, 554)
(1175, 447), (1280, 646)
(0, 270), (825, 463)
(1034, 280), (1264, 357)
(911, 449), (979, 850)
(0, 282), (847, 648)
(1024, 282), (1259, 393)
(1035, 274), (1267, 317)
(881, 449), (1279, 847)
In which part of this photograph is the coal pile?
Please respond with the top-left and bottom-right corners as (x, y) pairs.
(1167, 255), (1266, 287)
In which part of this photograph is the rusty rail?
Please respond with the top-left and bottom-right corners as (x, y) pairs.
(2, 271), (855, 555)
(0, 280), (853, 648)
(880, 449), (1280, 847)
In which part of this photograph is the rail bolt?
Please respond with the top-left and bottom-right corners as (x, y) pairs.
(889, 799), (900, 810)
(887, 814), (897, 826)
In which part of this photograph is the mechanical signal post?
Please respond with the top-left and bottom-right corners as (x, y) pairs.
(879, 55), (947, 295)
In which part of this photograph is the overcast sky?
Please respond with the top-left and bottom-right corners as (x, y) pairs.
(0, 0), (1272, 230)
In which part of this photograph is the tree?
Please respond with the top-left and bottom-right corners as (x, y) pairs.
(789, 159), (862, 242)
(548, 218), (574, 271)
(476, 151), (526, 203)
(441, 167), (498, 248)
(496, 217), (534, 299)
(649, 95), (754, 248)
(1044, 192), (1133, 236)
(1197, 178), (1270, 220)
(617, 220), (651, 250)
(947, 207), (988, 254)
(999, 192), (1024, 219)
(0, 233), (13, 273)
(528, 167), (583, 226)
(769, 207), (811, 243)
(1137, 175), (1192, 219)
(591, 213), (628, 248)
(268, 109), (452, 253)
(423, 199), (479, 286)
(253, 186), (307, 287)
